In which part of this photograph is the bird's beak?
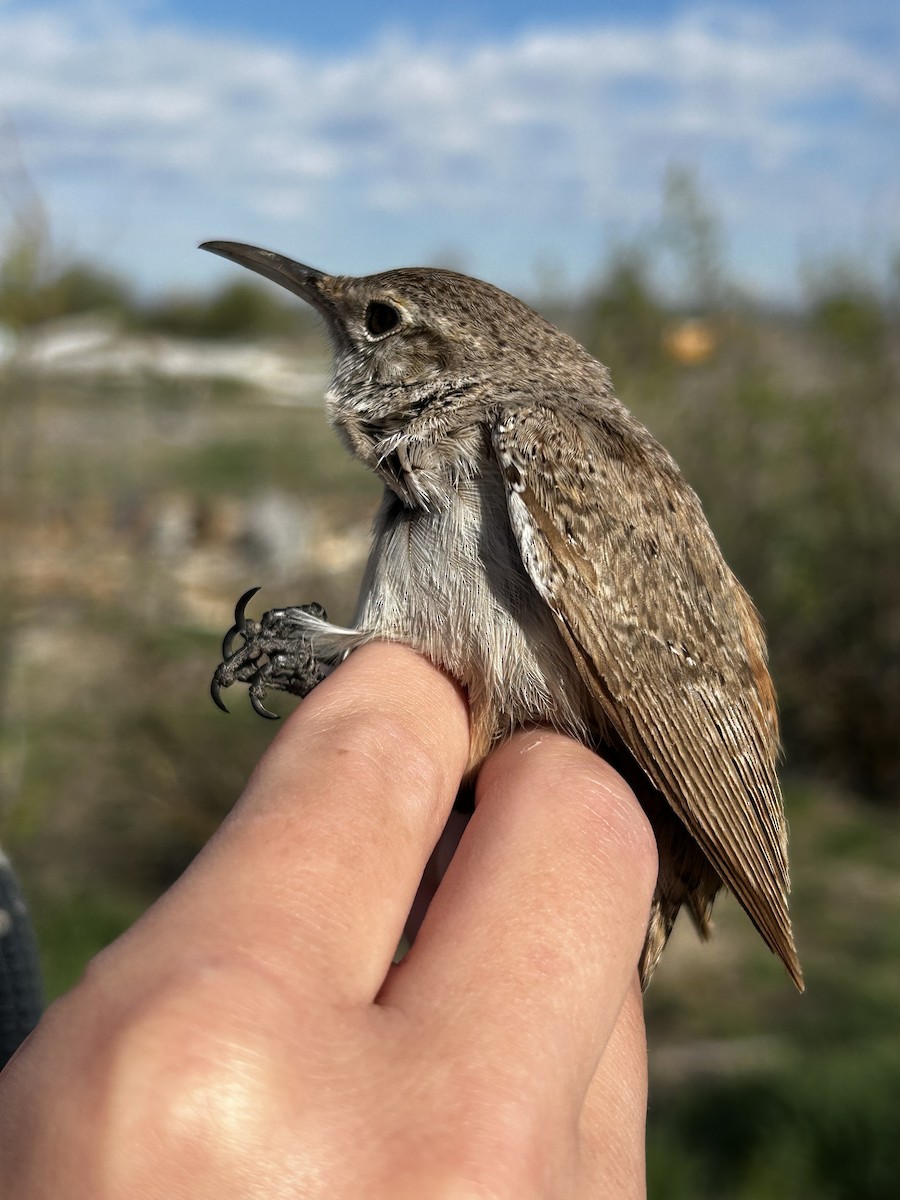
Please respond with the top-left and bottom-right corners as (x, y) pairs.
(199, 241), (330, 308)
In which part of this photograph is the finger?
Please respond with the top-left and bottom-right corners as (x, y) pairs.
(128, 643), (471, 1003)
(382, 731), (657, 1107)
(577, 981), (648, 1198)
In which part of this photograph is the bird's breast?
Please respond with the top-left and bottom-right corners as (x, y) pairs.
(353, 457), (593, 762)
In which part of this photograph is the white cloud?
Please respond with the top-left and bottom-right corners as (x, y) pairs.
(0, 0), (897, 296)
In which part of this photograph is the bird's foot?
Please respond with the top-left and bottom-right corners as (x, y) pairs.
(211, 587), (331, 719)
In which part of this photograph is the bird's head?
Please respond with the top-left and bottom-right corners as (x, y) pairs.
(200, 241), (603, 427)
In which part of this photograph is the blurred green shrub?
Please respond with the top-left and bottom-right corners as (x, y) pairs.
(586, 248), (671, 380)
(648, 1042), (900, 1199)
(0, 225), (309, 340)
(141, 279), (312, 340)
(0, 234), (132, 328)
(807, 263), (894, 361)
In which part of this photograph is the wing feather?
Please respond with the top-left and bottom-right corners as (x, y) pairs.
(493, 401), (802, 988)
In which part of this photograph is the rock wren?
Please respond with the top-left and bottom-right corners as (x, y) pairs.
(201, 240), (802, 990)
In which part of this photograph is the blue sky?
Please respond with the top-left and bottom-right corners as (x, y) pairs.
(1, 0), (897, 302)
(151, 1), (892, 56)
(155, 2), (698, 50)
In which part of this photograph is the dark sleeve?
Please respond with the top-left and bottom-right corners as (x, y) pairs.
(0, 852), (44, 1071)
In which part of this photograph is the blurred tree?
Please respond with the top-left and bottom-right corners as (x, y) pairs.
(0, 233), (132, 328)
(48, 263), (133, 320)
(778, 266), (900, 801)
(659, 163), (726, 313)
(584, 247), (670, 381)
(142, 279), (311, 341)
(806, 261), (891, 361)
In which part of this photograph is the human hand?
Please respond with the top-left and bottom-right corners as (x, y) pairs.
(0, 643), (656, 1199)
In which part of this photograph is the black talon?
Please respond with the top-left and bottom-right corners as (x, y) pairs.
(222, 586), (261, 657)
(235, 586), (261, 622)
(249, 689), (279, 720)
(210, 675), (230, 714)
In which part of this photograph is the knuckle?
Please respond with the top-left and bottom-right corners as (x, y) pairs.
(579, 757), (659, 901)
(62, 959), (288, 1157)
(379, 1087), (564, 1200)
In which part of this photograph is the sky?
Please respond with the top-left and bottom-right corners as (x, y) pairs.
(1, 0), (898, 303)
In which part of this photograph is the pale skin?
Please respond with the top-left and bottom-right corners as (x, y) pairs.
(0, 643), (656, 1199)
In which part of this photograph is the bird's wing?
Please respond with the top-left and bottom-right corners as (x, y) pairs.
(491, 400), (802, 988)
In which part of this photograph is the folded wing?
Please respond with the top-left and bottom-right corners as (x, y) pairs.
(492, 400), (802, 989)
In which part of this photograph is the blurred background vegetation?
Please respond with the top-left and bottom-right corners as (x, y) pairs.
(1, 172), (898, 1196)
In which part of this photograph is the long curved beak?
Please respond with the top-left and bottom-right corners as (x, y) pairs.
(199, 241), (329, 306)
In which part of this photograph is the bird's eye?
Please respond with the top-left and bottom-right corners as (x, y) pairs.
(365, 300), (401, 337)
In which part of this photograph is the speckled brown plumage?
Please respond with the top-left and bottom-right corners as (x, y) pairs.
(203, 240), (803, 991)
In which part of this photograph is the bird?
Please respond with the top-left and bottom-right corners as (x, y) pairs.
(201, 239), (803, 991)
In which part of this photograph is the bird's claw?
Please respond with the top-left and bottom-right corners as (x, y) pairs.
(221, 586), (262, 659)
(210, 672), (231, 714)
(211, 590), (329, 718)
